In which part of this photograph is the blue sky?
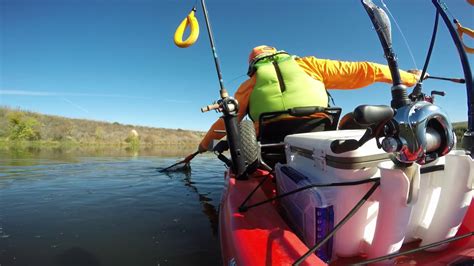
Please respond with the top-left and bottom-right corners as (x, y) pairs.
(1, 0), (473, 131)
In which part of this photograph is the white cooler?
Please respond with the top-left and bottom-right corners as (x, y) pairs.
(280, 130), (474, 260)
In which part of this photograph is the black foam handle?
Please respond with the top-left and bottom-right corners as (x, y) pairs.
(288, 106), (326, 117)
(353, 105), (394, 125)
(431, 90), (446, 96)
(330, 139), (361, 154)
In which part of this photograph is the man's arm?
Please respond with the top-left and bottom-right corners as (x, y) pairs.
(198, 76), (256, 152)
(297, 57), (419, 89)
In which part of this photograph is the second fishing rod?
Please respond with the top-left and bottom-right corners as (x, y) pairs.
(199, 0), (247, 179)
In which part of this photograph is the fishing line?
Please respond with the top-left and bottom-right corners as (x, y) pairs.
(380, 0), (418, 70)
(440, 1), (456, 20)
(227, 74), (247, 85)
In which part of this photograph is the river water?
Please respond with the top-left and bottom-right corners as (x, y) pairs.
(0, 147), (225, 266)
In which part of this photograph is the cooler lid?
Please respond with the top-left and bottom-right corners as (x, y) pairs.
(285, 130), (390, 169)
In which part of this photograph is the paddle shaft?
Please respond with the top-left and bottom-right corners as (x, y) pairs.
(159, 151), (199, 172)
(426, 75), (466, 83)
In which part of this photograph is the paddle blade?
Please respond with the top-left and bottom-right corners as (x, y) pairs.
(159, 162), (191, 173)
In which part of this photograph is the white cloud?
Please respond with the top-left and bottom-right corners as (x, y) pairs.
(165, 98), (192, 104)
(0, 89), (147, 99)
(62, 98), (89, 114)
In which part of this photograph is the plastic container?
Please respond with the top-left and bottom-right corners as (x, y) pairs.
(275, 164), (336, 262)
(367, 153), (474, 261)
(367, 161), (418, 261)
(404, 152), (474, 249)
(284, 130), (385, 257)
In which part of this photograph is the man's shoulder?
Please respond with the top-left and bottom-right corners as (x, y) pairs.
(296, 56), (318, 63)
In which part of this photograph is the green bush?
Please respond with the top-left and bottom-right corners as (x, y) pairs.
(7, 111), (41, 140)
(125, 129), (140, 149)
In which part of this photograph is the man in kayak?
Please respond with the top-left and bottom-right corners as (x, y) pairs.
(186, 45), (424, 162)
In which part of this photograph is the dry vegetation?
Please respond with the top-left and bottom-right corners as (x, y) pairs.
(453, 121), (468, 144)
(0, 106), (205, 146)
(0, 106), (469, 148)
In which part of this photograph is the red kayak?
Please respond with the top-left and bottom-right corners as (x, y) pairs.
(219, 169), (474, 265)
(201, 0), (474, 264)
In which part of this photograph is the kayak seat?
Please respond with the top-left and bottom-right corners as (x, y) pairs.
(257, 107), (342, 168)
(338, 112), (368, 130)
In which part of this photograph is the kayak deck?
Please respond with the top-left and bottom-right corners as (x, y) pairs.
(219, 172), (326, 266)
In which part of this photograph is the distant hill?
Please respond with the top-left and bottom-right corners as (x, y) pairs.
(0, 106), (469, 147)
(0, 106), (206, 146)
(453, 121), (468, 129)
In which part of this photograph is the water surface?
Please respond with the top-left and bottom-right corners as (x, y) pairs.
(0, 147), (225, 266)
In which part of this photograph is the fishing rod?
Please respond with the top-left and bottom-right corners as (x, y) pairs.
(361, 0), (410, 109)
(175, 0), (246, 177)
(410, 11), (439, 102)
(164, 0), (247, 177)
(431, 0), (474, 156)
(200, 0), (227, 100)
(198, 0), (247, 178)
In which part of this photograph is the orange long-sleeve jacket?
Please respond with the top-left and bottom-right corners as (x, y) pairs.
(198, 56), (419, 152)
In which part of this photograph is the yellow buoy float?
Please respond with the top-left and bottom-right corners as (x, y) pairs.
(174, 8), (199, 48)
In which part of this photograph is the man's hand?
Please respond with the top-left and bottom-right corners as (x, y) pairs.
(183, 151), (199, 164)
(197, 143), (207, 154)
(407, 69), (429, 81)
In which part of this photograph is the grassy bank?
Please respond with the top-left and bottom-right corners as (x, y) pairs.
(0, 106), (205, 147)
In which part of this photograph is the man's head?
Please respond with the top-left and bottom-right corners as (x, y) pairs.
(248, 45), (277, 64)
(247, 45), (278, 76)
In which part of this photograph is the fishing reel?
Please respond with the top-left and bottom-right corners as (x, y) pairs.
(410, 87), (447, 104)
(332, 101), (455, 165)
(381, 101), (455, 164)
(201, 97), (239, 115)
(350, 0), (458, 165)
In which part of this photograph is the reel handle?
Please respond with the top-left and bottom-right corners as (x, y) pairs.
(201, 103), (220, 112)
(353, 105), (394, 125)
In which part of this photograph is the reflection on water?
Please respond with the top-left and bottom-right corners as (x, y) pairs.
(0, 144), (198, 166)
(162, 170), (219, 236)
(0, 147), (225, 266)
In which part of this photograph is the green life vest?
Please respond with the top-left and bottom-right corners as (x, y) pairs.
(248, 53), (329, 121)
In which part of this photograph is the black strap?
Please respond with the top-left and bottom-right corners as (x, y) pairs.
(327, 90), (335, 106)
(247, 51), (290, 76)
